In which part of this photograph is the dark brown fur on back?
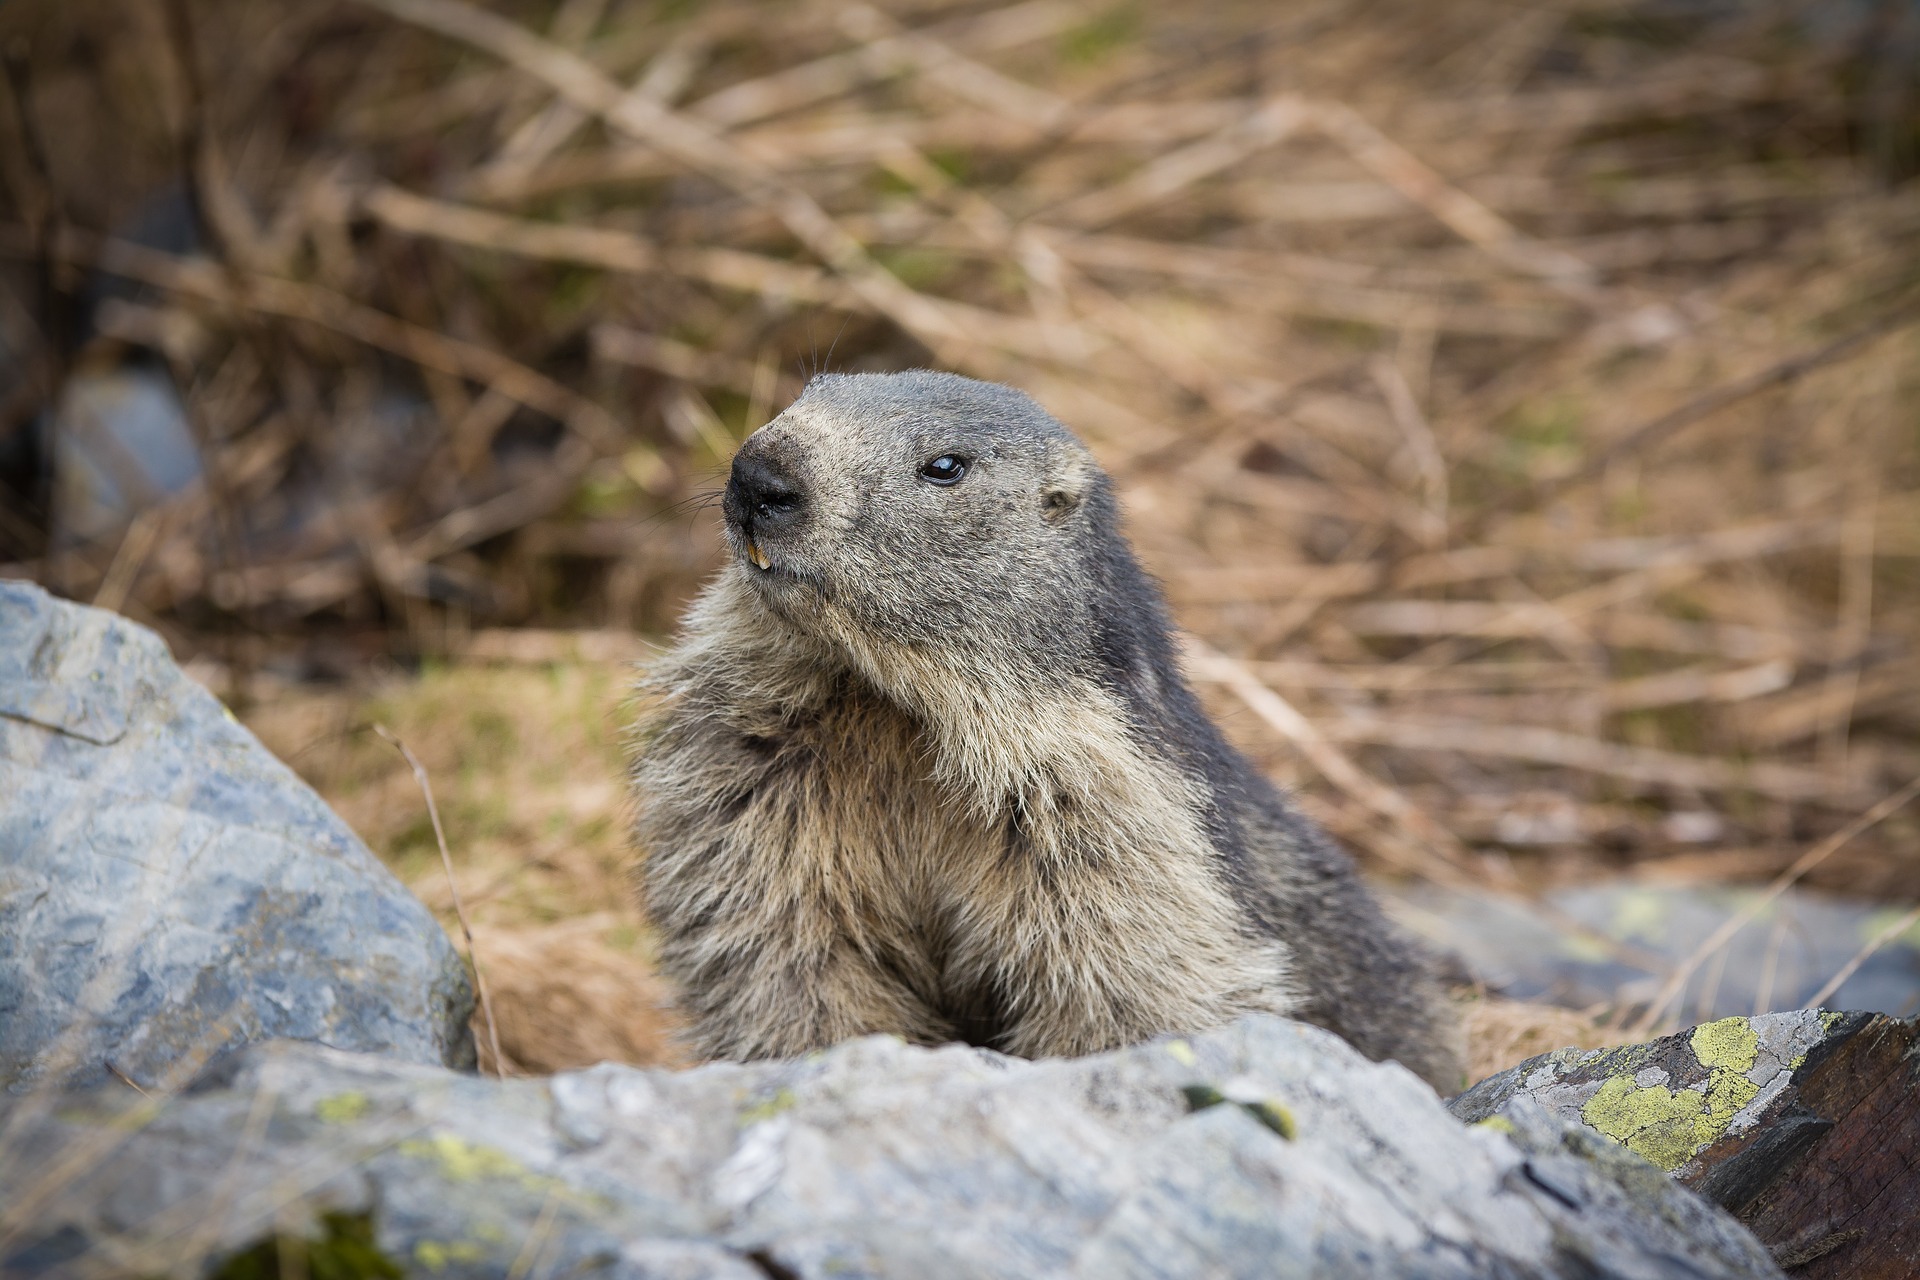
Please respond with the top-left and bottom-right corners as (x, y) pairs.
(631, 371), (1462, 1089)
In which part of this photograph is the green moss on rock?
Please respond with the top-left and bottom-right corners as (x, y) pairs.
(314, 1092), (370, 1124)
(210, 1212), (402, 1280)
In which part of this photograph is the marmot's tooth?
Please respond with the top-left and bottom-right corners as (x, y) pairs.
(748, 540), (771, 571)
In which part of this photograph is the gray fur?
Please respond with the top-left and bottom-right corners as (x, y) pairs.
(630, 370), (1463, 1090)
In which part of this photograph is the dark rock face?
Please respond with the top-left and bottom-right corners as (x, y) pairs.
(1450, 1010), (1920, 1279)
(0, 1017), (1784, 1280)
(0, 580), (474, 1092)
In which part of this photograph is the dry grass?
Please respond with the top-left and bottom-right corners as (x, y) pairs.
(467, 915), (687, 1072)
(3, 0), (1918, 1074)
(242, 657), (693, 1071)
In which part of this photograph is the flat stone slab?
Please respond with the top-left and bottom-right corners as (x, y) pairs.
(0, 1015), (1781, 1279)
(0, 580), (473, 1092)
(1451, 1009), (1920, 1278)
(1385, 880), (1920, 1019)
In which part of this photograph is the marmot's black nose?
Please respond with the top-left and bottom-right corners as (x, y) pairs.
(726, 450), (805, 533)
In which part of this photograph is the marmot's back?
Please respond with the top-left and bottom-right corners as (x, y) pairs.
(631, 371), (1462, 1091)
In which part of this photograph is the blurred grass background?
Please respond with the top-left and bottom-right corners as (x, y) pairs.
(2, 0), (1917, 1078)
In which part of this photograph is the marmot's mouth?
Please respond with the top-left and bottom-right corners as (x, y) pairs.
(745, 537), (772, 571)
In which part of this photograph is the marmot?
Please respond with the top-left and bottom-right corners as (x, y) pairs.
(630, 370), (1462, 1091)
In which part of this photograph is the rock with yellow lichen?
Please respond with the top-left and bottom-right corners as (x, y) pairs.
(1450, 1009), (1920, 1279)
(1, 1015), (1787, 1279)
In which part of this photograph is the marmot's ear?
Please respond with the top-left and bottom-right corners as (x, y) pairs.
(1041, 452), (1092, 524)
(1036, 450), (1098, 525)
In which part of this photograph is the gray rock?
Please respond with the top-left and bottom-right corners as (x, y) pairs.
(0, 1016), (1783, 1279)
(48, 365), (202, 545)
(1385, 880), (1920, 1019)
(0, 580), (474, 1093)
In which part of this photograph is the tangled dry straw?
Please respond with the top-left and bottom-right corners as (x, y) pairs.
(3, 0), (1918, 1067)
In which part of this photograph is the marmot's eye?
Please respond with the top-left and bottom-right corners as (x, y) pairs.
(920, 455), (967, 486)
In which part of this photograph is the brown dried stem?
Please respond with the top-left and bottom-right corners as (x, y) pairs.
(1631, 775), (1920, 1034)
(372, 724), (507, 1076)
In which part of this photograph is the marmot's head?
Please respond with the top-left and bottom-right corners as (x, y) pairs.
(707, 370), (1201, 807)
(720, 371), (1107, 658)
